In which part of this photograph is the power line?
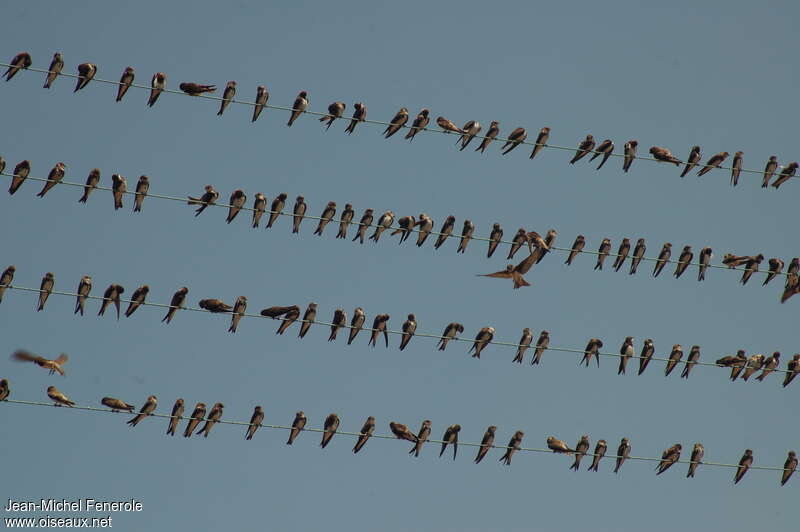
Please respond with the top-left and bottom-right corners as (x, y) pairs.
(2, 60), (797, 185)
(2, 399), (794, 478)
(3, 282), (796, 379)
(0, 169), (793, 283)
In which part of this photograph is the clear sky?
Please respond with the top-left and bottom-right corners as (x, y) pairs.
(1, 1), (798, 531)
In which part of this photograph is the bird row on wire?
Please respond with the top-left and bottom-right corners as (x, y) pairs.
(2, 162), (799, 302)
(2, 51), (798, 189)
(1, 384), (796, 485)
(5, 273), (800, 387)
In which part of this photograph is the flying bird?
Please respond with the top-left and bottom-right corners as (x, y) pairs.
(12, 350), (68, 376)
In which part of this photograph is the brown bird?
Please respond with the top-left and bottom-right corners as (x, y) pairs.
(680, 146), (702, 177)
(437, 322), (464, 351)
(36, 162), (66, 198)
(478, 253), (533, 290)
(162, 287), (189, 324)
(298, 302), (317, 339)
(292, 196), (307, 234)
(196, 402), (224, 437)
(698, 246), (713, 281)
(513, 328), (533, 364)
(674, 245), (693, 278)
(399, 314), (417, 351)
(439, 424), (461, 459)
(612, 238), (631, 272)
(530, 127), (550, 160)
(475, 121), (500, 153)
(590, 139), (614, 170)
(252, 193), (267, 228)
(124, 285), (149, 318)
(286, 411), (307, 444)
(458, 120), (481, 150)
(782, 354), (800, 387)
(782, 274), (800, 304)
(266, 193), (288, 228)
(570, 435), (590, 471)
(756, 352), (780, 382)
(275, 305), (301, 335)
(763, 258), (784, 286)
(336, 204), (355, 239)
(198, 298), (232, 313)
(287, 90), (309, 127)
(389, 421), (418, 442)
(772, 162), (798, 189)
(348, 308), (365, 345)
(47, 385), (75, 407)
(469, 327), (495, 358)
(127, 395), (158, 427)
(653, 242), (672, 277)
(166, 398), (184, 436)
(436, 116), (464, 134)
(782, 451), (797, 486)
(187, 185), (219, 216)
(98, 283), (125, 320)
(74, 275), (92, 316)
(217, 81), (236, 116)
(595, 238), (611, 270)
(740, 254), (764, 285)
(570, 135), (595, 164)
(434, 215), (456, 249)
(116, 67), (135, 102)
(12, 350), (68, 376)
(499, 430), (524, 466)
(228, 296), (247, 333)
(734, 449), (753, 484)
(320, 413), (340, 449)
(147, 72), (167, 107)
(133, 175), (149, 212)
(37, 272), (55, 312)
(74, 62), (97, 92)
(730, 151), (743, 186)
(581, 338), (603, 367)
(474, 426), (496, 464)
(409, 419), (432, 457)
(649, 146), (681, 165)
(179, 82), (216, 95)
(252, 85), (269, 122)
(226, 189), (247, 224)
(741, 353), (765, 382)
(391, 215), (416, 244)
(618, 336), (634, 375)
(384, 107), (409, 138)
(4, 51), (32, 81)
(588, 440), (607, 472)
(532, 330), (550, 365)
(183, 402), (206, 437)
(101, 397), (134, 413)
(244, 406), (264, 440)
(762, 156), (778, 188)
(345, 102), (367, 134)
(76, 167), (100, 203)
(614, 438), (631, 473)
(368, 314), (390, 348)
(457, 220), (475, 253)
(547, 436), (573, 454)
(681, 345), (701, 379)
(352, 208), (374, 244)
(405, 108), (430, 141)
(353, 416), (375, 454)
(320, 101), (345, 130)
(8, 159), (31, 195)
(638, 338), (655, 375)
(687, 442), (704, 478)
(487, 223), (504, 258)
(623, 140), (638, 172)
(664, 344), (683, 376)
(0, 265), (16, 304)
(655, 444), (682, 475)
(507, 229), (529, 260)
(111, 174), (127, 210)
(565, 235), (586, 265)
(696, 151), (728, 176)
(501, 127), (527, 155)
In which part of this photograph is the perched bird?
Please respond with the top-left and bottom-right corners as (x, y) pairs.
(252, 193), (267, 228)
(771, 162), (798, 189)
(499, 430), (524, 466)
(352, 416), (376, 454)
(782, 274), (800, 304)
(588, 440), (607, 472)
(390, 215), (416, 244)
(111, 174), (127, 210)
(415, 213), (434, 247)
(0, 265), (15, 304)
(320, 413), (340, 449)
(570, 134), (595, 164)
(36, 162), (66, 198)
(399, 314), (417, 351)
(762, 156), (778, 188)
(756, 352), (780, 382)
(368, 314), (390, 348)
(437, 322), (464, 351)
(74, 275), (92, 316)
(336, 204), (355, 239)
(614, 438), (631, 473)
(653, 242), (672, 277)
(740, 254), (764, 285)
(78, 168), (101, 203)
(225, 189), (246, 224)
(475, 121), (500, 153)
(47, 385), (75, 407)
(286, 411), (307, 444)
(217, 81), (236, 116)
(656, 444), (682, 475)
(594, 238), (611, 270)
(37, 272), (55, 312)
(532, 331), (550, 365)
(187, 185), (219, 216)
(741, 353), (765, 382)
(275, 305), (301, 335)
(591, 139), (614, 169)
(166, 398), (184, 436)
(292, 196), (307, 233)
(179, 82), (216, 95)
(612, 238), (631, 272)
(0, 379), (9, 401)
(369, 211), (394, 243)
(319, 102), (346, 130)
(196, 402), (224, 437)
(730, 151), (743, 186)
(623, 140), (638, 172)
(696, 151), (728, 176)
(581, 338), (603, 367)
(530, 229), (558, 264)
(439, 424), (461, 460)
(328, 308), (347, 342)
(727, 351), (748, 381)
(487, 223), (504, 258)
(266, 193), (288, 228)
(384, 107), (409, 138)
(530, 127), (551, 160)
(638, 338), (655, 375)
(782, 354), (800, 387)
(133, 175), (149, 212)
(147, 72), (167, 107)
(347, 307), (366, 345)
(102, 397), (134, 413)
(680, 146), (702, 177)
(161, 287), (189, 324)
(74, 62), (97, 92)
(565, 235), (586, 265)
(409, 419), (431, 457)
(458, 120), (482, 150)
(198, 298), (232, 313)
(698, 247), (713, 281)
(507, 229), (529, 260)
(687, 443), (704, 478)
(389, 421), (418, 442)
(649, 146), (681, 165)
(436, 116), (463, 134)
(298, 302), (317, 339)
(501, 127), (527, 155)
(404, 108), (430, 141)
(344, 102), (367, 134)
(681, 345), (701, 379)
(12, 350), (68, 376)
(763, 258), (784, 286)
(469, 327), (495, 358)
(734, 449), (753, 484)
(789, 258), (800, 277)
(252, 85), (269, 122)
(716, 352), (745, 368)
(116, 66), (135, 102)
(434, 215), (456, 249)
(782, 451), (797, 486)
(570, 435), (590, 471)
(474, 426), (496, 464)
(665, 344), (683, 376)
(618, 336), (635, 375)
(127, 395), (158, 427)
(547, 436), (573, 454)
(512, 328), (533, 364)
(4, 51), (32, 81)
(456, 220), (475, 253)
(98, 283), (125, 320)
(352, 208), (374, 244)
(245, 406), (264, 440)
(674, 245), (693, 278)
(287, 90), (309, 127)
(43, 52), (64, 88)
(124, 285), (149, 318)
(722, 254), (750, 269)
(183, 402), (207, 437)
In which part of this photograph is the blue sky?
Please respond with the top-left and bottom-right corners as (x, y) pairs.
(1, 1), (798, 531)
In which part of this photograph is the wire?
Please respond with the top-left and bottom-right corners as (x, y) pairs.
(3, 282), (795, 378)
(2, 399), (793, 476)
(2, 60), (796, 185)
(0, 169), (793, 281)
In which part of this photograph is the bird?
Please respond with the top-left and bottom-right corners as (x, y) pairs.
(782, 451), (797, 486)
(274, 305), (301, 335)
(570, 435), (590, 471)
(287, 411), (307, 444)
(565, 235), (586, 265)
(47, 386), (75, 407)
(547, 436), (573, 454)
(728, 351), (748, 381)
(656, 444), (682, 475)
(121, 285), (149, 318)
(353, 416), (376, 454)
(581, 338), (603, 367)
(74, 275), (92, 316)
(570, 135), (595, 164)
(487, 224), (504, 258)
(722, 254), (751, 269)
(114, 66), (135, 101)
(756, 352), (780, 382)
(653, 243), (672, 277)
(507, 229), (529, 260)
(437, 322), (464, 351)
(127, 395), (158, 427)
(36, 162), (66, 198)
(762, 156), (778, 187)
(368, 314), (390, 348)
(111, 174), (127, 210)
(696, 151), (728, 176)
(198, 299), (232, 313)
(37, 272), (55, 312)
(4, 51), (32, 81)
(314, 201), (337, 236)
(251, 193), (267, 228)
(101, 397), (135, 413)
(649, 146), (681, 165)
(618, 336), (634, 375)
(252, 85), (269, 122)
(98, 283), (125, 320)
(730, 151), (743, 186)
(532, 331), (550, 365)
(594, 238), (611, 270)
(734, 449), (753, 484)
(328, 308), (347, 342)
(681, 345), (701, 379)
(742, 353), (765, 382)
(399, 314), (417, 351)
(78, 168), (101, 203)
(217, 81), (236, 116)
(369, 211), (394, 243)
(716, 352), (746, 368)
(74, 62), (97, 92)
(179, 82), (216, 95)
(166, 398), (184, 436)
(457, 120), (481, 150)
(319, 101), (345, 130)
(763, 258), (784, 286)
(439, 424), (461, 460)
(352, 208), (374, 244)
(469, 327), (495, 358)
(183, 402), (206, 437)
(513, 328), (533, 364)
(336, 204), (355, 239)
(614, 438), (631, 473)
(740, 254), (764, 285)
(638, 338), (655, 375)
(415, 213), (434, 247)
(348, 307), (366, 345)
(436, 116), (463, 134)
(591, 139), (614, 169)
(320, 413), (340, 449)
(478, 251), (534, 290)
(674, 245), (693, 278)
(434, 216), (456, 249)
(665, 344), (683, 376)
(475, 121), (500, 153)
(298, 302), (317, 339)
(228, 189), (251, 222)
(782, 274), (800, 304)
(187, 185), (219, 216)
(499, 430), (524, 465)
(474, 426), (496, 464)
(698, 247), (713, 281)
(161, 287), (189, 324)
(292, 196), (307, 233)
(389, 422), (418, 443)
(612, 238), (631, 272)
(12, 350), (68, 376)
(147, 72), (167, 107)
(266, 193), (288, 228)
(196, 402), (224, 437)
(133, 175), (149, 212)
(390, 215), (416, 244)
(384, 107), (409, 138)
(0, 379), (10, 401)
(457, 220), (475, 253)
(782, 354), (800, 387)
(771, 162), (798, 189)
(245, 406), (264, 441)
(409, 420), (431, 457)
(680, 146), (702, 177)
(0, 265), (14, 304)
(344, 102), (367, 134)
(501, 127), (527, 155)
(404, 108), (430, 141)
(43, 52), (64, 89)
(530, 127), (551, 160)
(623, 140), (638, 172)
(687, 443), (704, 478)
(287, 90), (309, 126)
(588, 440), (607, 472)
